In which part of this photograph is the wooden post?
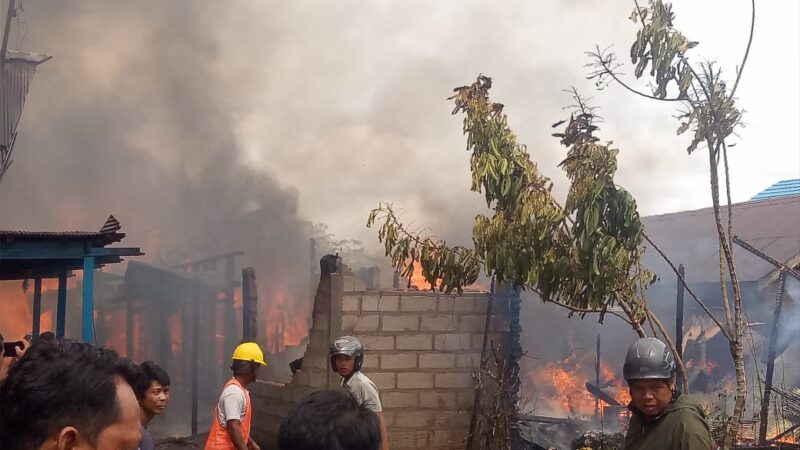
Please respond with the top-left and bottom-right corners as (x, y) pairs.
(56, 271), (67, 338)
(224, 254), (236, 355)
(82, 256), (95, 343)
(159, 296), (170, 373)
(126, 297), (134, 359)
(32, 278), (42, 338)
(758, 270), (787, 445)
(191, 280), (200, 436)
(242, 268), (258, 342)
(595, 333), (601, 421)
(466, 276), (495, 450)
(676, 264), (685, 392)
(0, 0), (14, 72)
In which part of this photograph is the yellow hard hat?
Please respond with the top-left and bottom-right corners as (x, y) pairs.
(232, 342), (267, 366)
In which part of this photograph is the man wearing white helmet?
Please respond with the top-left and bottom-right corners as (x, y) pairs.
(330, 336), (389, 450)
(622, 337), (714, 450)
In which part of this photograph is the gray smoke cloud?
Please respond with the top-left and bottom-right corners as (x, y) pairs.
(0, 0), (796, 428)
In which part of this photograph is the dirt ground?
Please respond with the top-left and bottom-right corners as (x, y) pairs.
(155, 434), (208, 450)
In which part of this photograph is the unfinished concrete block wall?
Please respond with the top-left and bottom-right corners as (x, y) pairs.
(251, 264), (497, 450)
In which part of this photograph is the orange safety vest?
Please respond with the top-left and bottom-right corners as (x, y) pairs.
(204, 378), (252, 450)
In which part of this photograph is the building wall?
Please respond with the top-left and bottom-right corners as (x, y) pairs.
(250, 264), (499, 450)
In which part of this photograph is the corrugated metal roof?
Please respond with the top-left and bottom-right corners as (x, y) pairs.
(752, 179), (800, 200)
(642, 194), (800, 284)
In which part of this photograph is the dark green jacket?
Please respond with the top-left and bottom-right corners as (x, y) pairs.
(624, 393), (713, 450)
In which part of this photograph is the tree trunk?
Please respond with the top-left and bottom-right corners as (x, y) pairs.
(709, 148), (746, 450)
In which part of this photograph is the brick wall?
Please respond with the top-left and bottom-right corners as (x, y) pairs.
(250, 263), (499, 450)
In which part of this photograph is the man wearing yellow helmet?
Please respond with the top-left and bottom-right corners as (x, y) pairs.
(204, 341), (267, 450)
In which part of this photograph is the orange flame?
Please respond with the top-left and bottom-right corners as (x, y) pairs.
(525, 353), (629, 418)
(263, 287), (309, 354)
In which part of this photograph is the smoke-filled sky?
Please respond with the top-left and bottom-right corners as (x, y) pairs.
(0, 0), (797, 257)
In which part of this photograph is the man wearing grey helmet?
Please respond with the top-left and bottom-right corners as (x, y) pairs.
(623, 337), (714, 450)
(330, 335), (389, 450)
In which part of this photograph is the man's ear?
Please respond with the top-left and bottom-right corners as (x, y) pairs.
(54, 427), (85, 450)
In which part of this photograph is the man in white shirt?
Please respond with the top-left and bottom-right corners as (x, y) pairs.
(329, 336), (388, 450)
(205, 342), (267, 450)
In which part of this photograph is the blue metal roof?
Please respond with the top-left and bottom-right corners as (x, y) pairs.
(751, 179), (800, 200)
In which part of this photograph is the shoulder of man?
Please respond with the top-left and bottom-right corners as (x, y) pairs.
(666, 395), (713, 449)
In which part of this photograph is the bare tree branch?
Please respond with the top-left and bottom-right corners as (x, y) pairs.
(643, 233), (733, 341)
(730, 0), (755, 98)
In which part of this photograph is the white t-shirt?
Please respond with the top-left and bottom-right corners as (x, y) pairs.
(342, 371), (383, 413)
(217, 383), (248, 426)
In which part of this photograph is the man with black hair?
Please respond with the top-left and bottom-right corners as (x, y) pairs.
(204, 342), (267, 450)
(278, 389), (381, 450)
(133, 361), (171, 450)
(0, 339), (142, 450)
(329, 336), (388, 450)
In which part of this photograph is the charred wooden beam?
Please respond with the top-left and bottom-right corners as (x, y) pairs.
(758, 270), (788, 445)
(242, 267), (258, 342)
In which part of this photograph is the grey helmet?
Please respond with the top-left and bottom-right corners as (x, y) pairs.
(623, 337), (676, 381)
(329, 336), (364, 372)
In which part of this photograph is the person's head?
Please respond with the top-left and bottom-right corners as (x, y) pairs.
(278, 390), (381, 450)
(0, 340), (142, 450)
(230, 342), (267, 382)
(134, 361), (171, 420)
(623, 337), (677, 418)
(329, 336), (363, 377)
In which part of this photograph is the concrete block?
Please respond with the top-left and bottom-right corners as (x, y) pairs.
(420, 315), (456, 331)
(341, 315), (358, 333)
(342, 314), (380, 333)
(397, 372), (435, 389)
(290, 385), (316, 401)
(381, 315), (419, 331)
(452, 297), (476, 313)
(394, 411), (434, 428)
(430, 430), (457, 447)
(472, 333), (485, 350)
(474, 296), (489, 314)
(389, 431), (418, 448)
(354, 314), (380, 332)
(456, 391), (474, 409)
(353, 276), (366, 291)
(362, 354), (379, 370)
(446, 410), (472, 428)
(365, 372), (396, 390)
(456, 354), (479, 368)
(342, 275), (355, 292)
(434, 333), (472, 351)
(362, 295), (399, 312)
(437, 297), (455, 312)
(342, 295), (360, 312)
(459, 315), (486, 332)
(301, 353), (329, 371)
(305, 368), (327, 387)
(380, 353), (418, 369)
(435, 372), (474, 389)
(382, 391), (419, 408)
(419, 392), (456, 409)
(360, 336), (395, 351)
(400, 296), (438, 312)
(396, 334), (433, 350)
(418, 353), (456, 369)
(311, 313), (329, 331)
